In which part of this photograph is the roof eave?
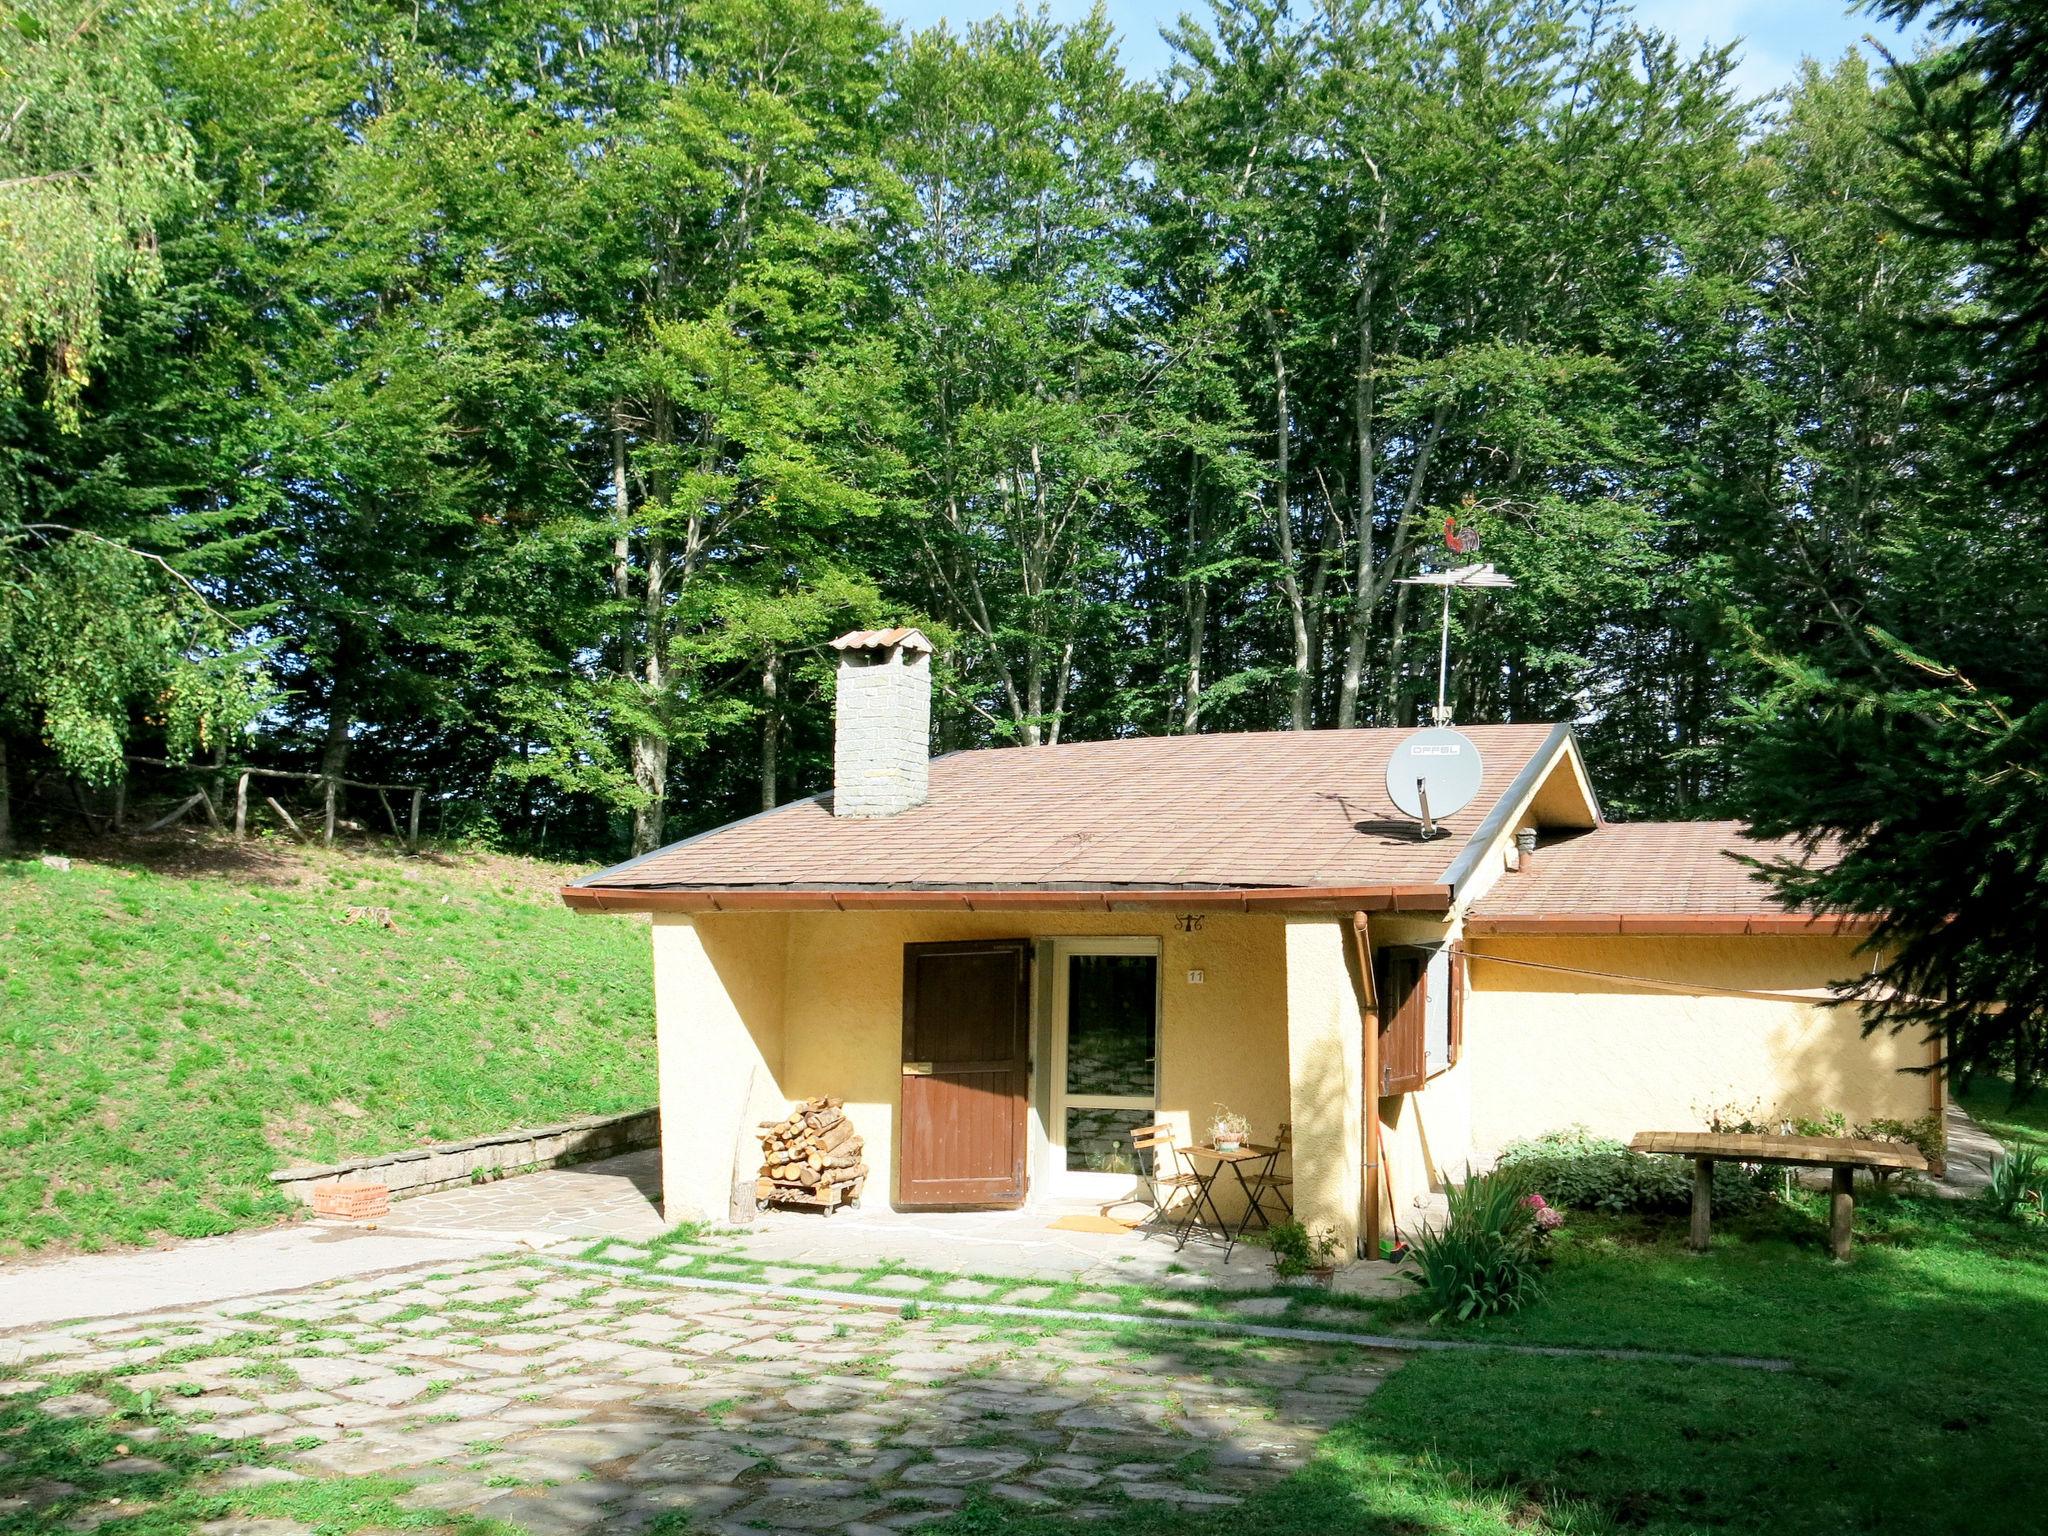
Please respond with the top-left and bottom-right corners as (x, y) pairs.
(1464, 913), (1878, 937)
(1439, 721), (1582, 899)
(560, 883), (1453, 916)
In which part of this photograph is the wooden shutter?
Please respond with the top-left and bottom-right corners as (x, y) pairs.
(1375, 949), (1427, 1095)
(1447, 947), (1464, 1067)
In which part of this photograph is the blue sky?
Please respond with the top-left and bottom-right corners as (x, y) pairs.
(882, 1), (1930, 102)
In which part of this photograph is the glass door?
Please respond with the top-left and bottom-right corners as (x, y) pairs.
(1050, 938), (1160, 1196)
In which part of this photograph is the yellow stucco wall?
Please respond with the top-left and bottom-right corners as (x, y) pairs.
(643, 900), (1935, 1249)
(659, 909), (1296, 1216)
(650, 913), (791, 1222)
(1283, 918), (1363, 1254)
(1460, 933), (1938, 1168)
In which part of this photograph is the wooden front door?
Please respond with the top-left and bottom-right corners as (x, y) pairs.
(899, 940), (1032, 1209)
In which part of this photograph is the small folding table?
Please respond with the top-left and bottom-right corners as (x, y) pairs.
(1174, 1143), (1282, 1260)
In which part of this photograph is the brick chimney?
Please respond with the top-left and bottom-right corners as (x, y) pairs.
(830, 629), (933, 818)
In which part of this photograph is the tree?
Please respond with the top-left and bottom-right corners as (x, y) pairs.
(1737, 8), (2048, 1099)
(0, 0), (268, 848)
(0, 0), (196, 423)
(0, 522), (268, 849)
(877, 8), (1151, 748)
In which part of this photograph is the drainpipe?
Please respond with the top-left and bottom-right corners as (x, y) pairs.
(1352, 911), (1381, 1262)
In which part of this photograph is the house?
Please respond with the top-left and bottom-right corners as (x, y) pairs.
(564, 629), (1938, 1261)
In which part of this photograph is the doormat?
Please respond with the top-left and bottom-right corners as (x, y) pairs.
(1046, 1214), (1142, 1233)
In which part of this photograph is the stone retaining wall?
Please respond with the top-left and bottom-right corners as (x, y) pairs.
(270, 1108), (659, 1204)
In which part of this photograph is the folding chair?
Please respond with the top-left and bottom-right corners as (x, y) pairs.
(1131, 1122), (1204, 1230)
(1243, 1121), (1294, 1225)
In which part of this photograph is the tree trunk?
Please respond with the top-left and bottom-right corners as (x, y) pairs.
(629, 392), (674, 856)
(1380, 582), (1412, 724)
(760, 650), (780, 811)
(1181, 576), (1209, 733)
(630, 553), (668, 853)
(1337, 267), (1378, 729)
(320, 661), (353, 827)
(1268, 327), (1311, 729)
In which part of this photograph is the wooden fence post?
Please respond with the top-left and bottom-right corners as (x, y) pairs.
(408, 789), (423, 852)
(323, 777), (337, 846)
(234, 772), (251, 839)
(266, 796), (308, 842)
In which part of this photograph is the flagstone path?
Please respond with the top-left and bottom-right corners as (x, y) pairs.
(5, 1252), (1400, 1535)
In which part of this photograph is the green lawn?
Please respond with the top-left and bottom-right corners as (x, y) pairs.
(1954, 1072), (2048, 1146)
(925, 1191), (2048, 1535)
(0, 838), (653, 1253)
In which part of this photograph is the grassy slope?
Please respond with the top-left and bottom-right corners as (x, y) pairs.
(1954, 1072), (2048, 1145)
(0, 836), (653, 1254)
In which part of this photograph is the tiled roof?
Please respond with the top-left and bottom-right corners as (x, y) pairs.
(830, 628), (931, 652)
(1468, 821), (1832, 922)
(577, 724), (1564, 894)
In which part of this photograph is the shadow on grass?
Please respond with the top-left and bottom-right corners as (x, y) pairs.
(0, 1373), (525, 1535)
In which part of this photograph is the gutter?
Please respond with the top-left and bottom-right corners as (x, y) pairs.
(1464, 913), (1878, 937)
(561, 882), (1454, 915)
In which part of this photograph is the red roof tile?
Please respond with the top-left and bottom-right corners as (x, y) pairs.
(1468, 821), (1832, 921)
(579, 724), (1564, 894)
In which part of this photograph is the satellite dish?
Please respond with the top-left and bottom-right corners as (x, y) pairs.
(1386, 728), (1483, 838)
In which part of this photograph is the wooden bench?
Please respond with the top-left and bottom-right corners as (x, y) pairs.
(1629, 1131), (1930, 1260)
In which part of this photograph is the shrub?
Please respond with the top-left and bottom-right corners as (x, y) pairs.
(1494, 1126), (1772, 1216)
(1409, 1168), (1545, 1322)
(1858, 1112), (1947, 1169)
(1267, 1218), (1345, 1277)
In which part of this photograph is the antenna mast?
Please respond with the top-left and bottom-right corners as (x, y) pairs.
(1397, 562), (1514, 726)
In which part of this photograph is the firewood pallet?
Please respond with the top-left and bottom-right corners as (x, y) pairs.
(755, 1096), (867, 1216)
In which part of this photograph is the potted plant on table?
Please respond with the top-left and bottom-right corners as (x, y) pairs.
(1209, 1105), (1252, 1153)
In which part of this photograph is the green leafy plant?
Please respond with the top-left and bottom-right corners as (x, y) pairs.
(1858, 1113), (1946, 1169)
(1267, 1218), (1344, 1278)
(1408, 1169), (1545, 1323)
(1207, 1105), (1252, 1147)
(1494, 1126), (1772, 1216)
(1789, 1110), (1850, 1138)
(1986, 1138), (2047, 1223)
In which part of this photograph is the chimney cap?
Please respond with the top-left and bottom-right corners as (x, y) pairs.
(831, 627), (933, 655)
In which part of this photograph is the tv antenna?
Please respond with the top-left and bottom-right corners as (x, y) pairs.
(1397, 561), (1514, 728)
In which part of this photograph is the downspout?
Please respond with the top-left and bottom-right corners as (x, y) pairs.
(1352, 911), (1381, 1261)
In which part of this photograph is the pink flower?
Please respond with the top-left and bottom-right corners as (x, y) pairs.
(1523, 1193), (1549, 1211)
(1535, 1206), (1565, 1232)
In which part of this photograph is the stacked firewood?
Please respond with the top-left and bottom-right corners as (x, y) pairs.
(754, 1097), (867, 1215)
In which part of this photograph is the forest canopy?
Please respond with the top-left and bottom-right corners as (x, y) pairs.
(0, 0), (2035, 883)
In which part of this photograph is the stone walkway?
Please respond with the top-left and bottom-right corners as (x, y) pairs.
(0, 1225), (512, 1332)
(390, 1150), (669, 1243)
(1934, 1102), (1999, 1199)
(3, 1254), (1397, 1534)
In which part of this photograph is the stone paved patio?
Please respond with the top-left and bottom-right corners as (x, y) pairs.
(389, 1150), (669, 1243)
(376, 1150), (1413, 1297)
(5, 1254), (1399, 1534)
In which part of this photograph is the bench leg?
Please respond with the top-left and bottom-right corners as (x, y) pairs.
(1830, 1165), (1855, 1261)
(1690, 1157), (1712, 1252)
